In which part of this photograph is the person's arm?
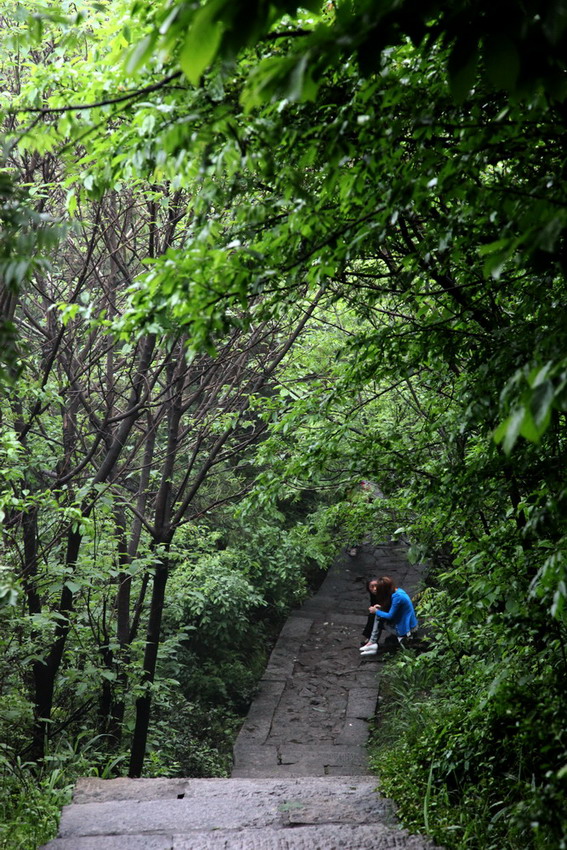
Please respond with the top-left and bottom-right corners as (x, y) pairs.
(375, 593), (401, 621)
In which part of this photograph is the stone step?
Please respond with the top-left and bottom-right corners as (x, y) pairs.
(62, 775), (388, 807)
(42, 824), (436, 849)
(41, 777), (437, 850)
(231, 743), (371, 776)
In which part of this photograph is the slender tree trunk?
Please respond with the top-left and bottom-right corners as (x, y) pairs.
(128, 350), (185, 776)
(30, 527), (82, 761)
(128, 557), (170, 777)
(97, 507), (130, 744)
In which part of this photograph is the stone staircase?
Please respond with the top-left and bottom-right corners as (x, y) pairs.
(41, 775), (437, 849)
(41, 543), (437, 850)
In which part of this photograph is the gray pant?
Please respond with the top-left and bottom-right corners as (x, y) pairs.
(370, 615), (416, 645)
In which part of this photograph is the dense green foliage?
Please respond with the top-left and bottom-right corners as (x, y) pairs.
(1, 0), (566, 847)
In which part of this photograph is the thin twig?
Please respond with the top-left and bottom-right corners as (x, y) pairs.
(8, 72), (183, 115)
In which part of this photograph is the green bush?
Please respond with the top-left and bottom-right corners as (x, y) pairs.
(0, 734), (131, 850)
(0, 767), (70, 850)
(369, 637), (567, 850)
(147, 697), (239, 777)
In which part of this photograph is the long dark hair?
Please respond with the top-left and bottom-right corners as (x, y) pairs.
(375, 576), (396, 612)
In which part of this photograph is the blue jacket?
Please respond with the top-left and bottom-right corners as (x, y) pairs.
(375, 588), (418, 637)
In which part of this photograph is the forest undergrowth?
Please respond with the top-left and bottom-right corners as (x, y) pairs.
(0, 501), (336, 850)
(369, 556), (567, 850)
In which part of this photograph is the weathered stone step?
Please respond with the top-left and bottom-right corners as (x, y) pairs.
(56, 775), (392, 809)
(231, 744), (371, 777)
(41, 777), (437, 850)
(42, 824), (437, 849)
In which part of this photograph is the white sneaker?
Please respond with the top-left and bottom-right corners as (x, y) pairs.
(360, 644), (378, 654)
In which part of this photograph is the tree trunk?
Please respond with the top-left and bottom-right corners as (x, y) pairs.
(30, 527), (82, 761)
(128, 558), (169, 777)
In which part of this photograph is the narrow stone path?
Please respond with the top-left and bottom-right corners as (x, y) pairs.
(232, 539), (423, 777)
(41, 541), (437, 850)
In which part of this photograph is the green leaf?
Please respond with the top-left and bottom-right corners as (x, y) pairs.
(478, 238), (518, 279)
(66, 189), (77, 217)
(530, 380), (554, 430)
(483, 34), (520, 91)
(448, 43), (479, 103)
(528, 362), (553, 388)
(286, 51), (318, 102)
(125, 31), (157, 74)
(518, 407), (539, 443)
(180, 0), (228, 85)
(494, 407), (525, 454)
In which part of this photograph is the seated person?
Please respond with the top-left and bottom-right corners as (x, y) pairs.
(360, 576), (418, 656)
(361, 578), (388, 645)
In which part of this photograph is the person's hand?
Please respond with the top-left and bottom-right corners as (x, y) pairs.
(369, 605), (378, 613)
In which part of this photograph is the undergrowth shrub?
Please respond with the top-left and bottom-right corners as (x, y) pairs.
(146, 698), (239, 777)
(0, 503), (334, 847)
(369, 636), (567, 850)
(0, 763), (71, 850)
(0, 734), (132, 850)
